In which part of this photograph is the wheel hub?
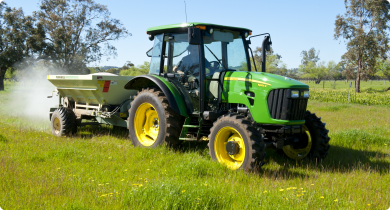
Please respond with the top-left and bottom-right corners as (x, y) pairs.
(226, 141), (239, 155)
(134, 103), (159, 147)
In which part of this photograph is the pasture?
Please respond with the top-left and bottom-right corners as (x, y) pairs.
(0, 80), (389, 209)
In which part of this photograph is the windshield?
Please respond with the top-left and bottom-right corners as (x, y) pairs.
(148, 34), (164, 75)
(204, 31), (248, 72)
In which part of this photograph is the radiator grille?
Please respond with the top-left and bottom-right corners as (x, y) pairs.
(267, 89), (308, 120)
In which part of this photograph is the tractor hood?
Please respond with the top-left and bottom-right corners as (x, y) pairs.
(223, 71), (309, 90)
(221, 71), (309, 125)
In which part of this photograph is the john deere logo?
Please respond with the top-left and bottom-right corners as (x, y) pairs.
(300, 92), (304, 97)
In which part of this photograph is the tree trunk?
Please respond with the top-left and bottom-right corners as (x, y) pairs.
(356, 59), (361, 93)
(0, 67), (5, 91)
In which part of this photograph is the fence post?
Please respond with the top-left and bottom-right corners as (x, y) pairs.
(354, 80), (356, 104)
(348, 82), (352, 104)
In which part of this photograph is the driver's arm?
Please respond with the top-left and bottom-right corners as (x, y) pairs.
(173, 60), (184, 74)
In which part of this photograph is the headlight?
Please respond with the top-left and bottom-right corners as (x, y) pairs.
(209, 28), (214, 34)
(304, 90), (309, 98)
(291, 90), (299, 98)
(244, 32), (249, 38)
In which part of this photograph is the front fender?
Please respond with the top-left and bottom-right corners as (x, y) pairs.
(124, 75), (188, 117)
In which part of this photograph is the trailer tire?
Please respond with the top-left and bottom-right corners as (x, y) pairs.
(50, 107), (77, 137)
(281, 111), (330, 160)
(208, 113), (266, 170)
(128, 88), (182, 148)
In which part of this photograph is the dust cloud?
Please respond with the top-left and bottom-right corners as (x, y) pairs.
(4, 63), (66, 122)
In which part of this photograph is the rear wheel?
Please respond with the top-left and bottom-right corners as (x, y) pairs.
(128, 88), (182, 147)
(282, 111), (330, 160)
(208, 114), (265, 170)
(50, 107), (77, 137)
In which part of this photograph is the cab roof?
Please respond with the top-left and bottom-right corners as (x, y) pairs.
(146, 22), (251, 36)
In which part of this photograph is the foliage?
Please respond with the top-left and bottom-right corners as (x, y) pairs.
(334, 0), (390, 92)
(4, 68), (17, 80)
(121, 61), (134, 70)
(299, 61), (340, 84)
(35, 0), (130, 74)
(0, 2), (44, 90)
(300, 47), (320, 67)
(106, 68), (120, 74)
(119, 61), (150, 76)
(248, 47), (288, 76)
(375, 59), (390, 80)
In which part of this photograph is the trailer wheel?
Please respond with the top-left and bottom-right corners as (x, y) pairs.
(128, 88), (182, 147)
(50, 107), (77, 137)
(208, 113), (265, 170)
(282, 111), (330, 160)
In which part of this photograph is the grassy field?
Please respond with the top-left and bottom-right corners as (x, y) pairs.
(0, 81), (390, 209)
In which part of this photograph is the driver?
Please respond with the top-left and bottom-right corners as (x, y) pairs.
(173, 45), (211, 76)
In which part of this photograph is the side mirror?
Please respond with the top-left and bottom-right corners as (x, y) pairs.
(188, 27), (201, 45)
(266, 41), (272, 51)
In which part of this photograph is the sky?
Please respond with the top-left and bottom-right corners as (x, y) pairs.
(6, 0), (349, 69)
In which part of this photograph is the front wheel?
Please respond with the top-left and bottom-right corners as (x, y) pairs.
(128, 88), (182, 148)
(208, 114), (265, 170)
(282, 111), (330, 160)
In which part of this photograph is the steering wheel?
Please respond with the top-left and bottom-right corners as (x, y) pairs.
(206, 61), (220, 76)
(209, 61), (220, 71)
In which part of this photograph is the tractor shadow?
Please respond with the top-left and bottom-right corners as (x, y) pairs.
(177, 142), (389, 178)
(266, 145), (390, 174)
(76, 125), (129, 139)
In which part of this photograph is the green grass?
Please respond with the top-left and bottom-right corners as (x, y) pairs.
(0, 82), (390, 209)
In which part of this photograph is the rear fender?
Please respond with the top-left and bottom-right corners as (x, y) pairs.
(124, 75), (188, 117)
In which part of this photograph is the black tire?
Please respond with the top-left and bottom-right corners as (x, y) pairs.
(281, 110), (330, 160)
(128, 88), (182, 148)
(50, 107), (77, 137)
(305, 111), (330, 159)
(208, 113), (266, 170)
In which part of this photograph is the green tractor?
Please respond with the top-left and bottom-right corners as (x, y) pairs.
(125, 22), (330, 170)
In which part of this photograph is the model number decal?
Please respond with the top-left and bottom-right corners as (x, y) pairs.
(225, 77), (272, 87)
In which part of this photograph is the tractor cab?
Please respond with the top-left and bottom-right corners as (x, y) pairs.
(145, 23), (256, 114)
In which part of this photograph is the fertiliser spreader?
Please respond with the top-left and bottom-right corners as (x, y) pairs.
(48, 22), (330, 170)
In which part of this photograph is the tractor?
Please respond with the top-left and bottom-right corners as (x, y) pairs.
(48, 22), (330, 170)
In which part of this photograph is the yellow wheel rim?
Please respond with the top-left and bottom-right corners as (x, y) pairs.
(53, 117), (61, 135)
(134, 103), (159, 147)
(282, 125), (312, 160)
(214, 126), (246, 170)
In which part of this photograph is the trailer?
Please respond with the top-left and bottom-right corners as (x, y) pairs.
(48, 72), (137, 136)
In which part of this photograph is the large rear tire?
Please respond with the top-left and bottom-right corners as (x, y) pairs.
(50, 107), (77, 137)
(208, 114), (265, 170)
(282, 111), (330, 160)
(128, 88), (182, 148)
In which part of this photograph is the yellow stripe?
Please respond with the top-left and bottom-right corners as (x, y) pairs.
(225, 77), (272, 86)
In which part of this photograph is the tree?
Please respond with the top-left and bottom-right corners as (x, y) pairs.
(299, 61), (339, 84)
(105, 68), (119, 74)
(36, 0), (130, 74)
(119, 61), (150, 76)
(121, 60), (134, 70)
(375, 58), (390, 80)
(334, 0), (390, 92)
(0, 2), (44, 90)
(300, 48), (320, 67)
(248, 47), (288, 76)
